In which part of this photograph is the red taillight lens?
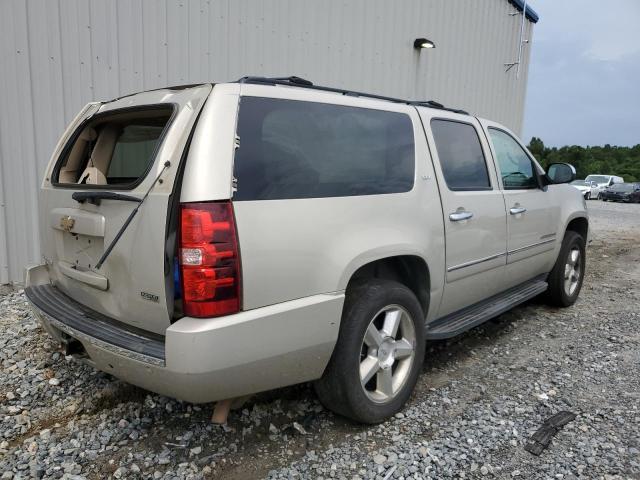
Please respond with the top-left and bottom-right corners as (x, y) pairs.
(179, 202), (241, 318)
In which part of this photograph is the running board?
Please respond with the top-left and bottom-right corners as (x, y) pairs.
(426, 278), (548, 340)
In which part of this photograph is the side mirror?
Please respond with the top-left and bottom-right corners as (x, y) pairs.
(546, 163), (576, 184)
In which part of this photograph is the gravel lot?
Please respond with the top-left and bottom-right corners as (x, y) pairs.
(1, 200), (639, 480)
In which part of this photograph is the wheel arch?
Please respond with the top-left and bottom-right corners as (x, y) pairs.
(565, 215), (589, 241)
(340, 253), (431, 319)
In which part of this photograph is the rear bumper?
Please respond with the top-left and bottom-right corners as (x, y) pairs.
(25, 265), (344, 403)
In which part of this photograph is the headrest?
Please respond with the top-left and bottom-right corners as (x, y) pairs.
(79, 127), (98, 142)
(77, 166), (107, 185)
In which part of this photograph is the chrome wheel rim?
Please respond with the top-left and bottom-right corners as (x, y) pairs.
(359, 305), (416, 403)
(564, 247), (581, 296)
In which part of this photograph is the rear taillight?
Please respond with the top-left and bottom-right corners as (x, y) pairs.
(179, 201), (241, 317)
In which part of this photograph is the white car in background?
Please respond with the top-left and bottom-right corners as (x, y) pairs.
(585, 174), (624, 199)
(570, 179), (599, 200)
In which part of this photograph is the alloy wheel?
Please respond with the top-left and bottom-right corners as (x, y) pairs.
(564, 247), (581, 296)
(359, 305), (416, 403)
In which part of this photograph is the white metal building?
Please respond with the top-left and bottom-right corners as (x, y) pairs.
(0, 0), (537, 284)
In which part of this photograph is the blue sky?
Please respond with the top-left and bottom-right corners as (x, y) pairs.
(522, 0), (640, 147)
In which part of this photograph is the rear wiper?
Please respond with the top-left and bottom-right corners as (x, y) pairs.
(95, 161), (171, 270)
(72, 191), (141, 206)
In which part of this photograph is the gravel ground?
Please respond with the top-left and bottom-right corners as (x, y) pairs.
(1, 200), (639, 480)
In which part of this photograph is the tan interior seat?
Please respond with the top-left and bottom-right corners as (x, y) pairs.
(77, 166), (108, 185)
(75, 124), (121, 185)
(58, 127), (97, 183)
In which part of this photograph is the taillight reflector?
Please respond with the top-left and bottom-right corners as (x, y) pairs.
(179, 201), (241, 318)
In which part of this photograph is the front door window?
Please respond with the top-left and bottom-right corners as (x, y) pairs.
(488, 128), (539, 189)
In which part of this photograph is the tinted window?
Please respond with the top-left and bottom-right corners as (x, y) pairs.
(430, 120), (491, 191)
(488, 128), (538, 189)
(233, 97), (415, 200)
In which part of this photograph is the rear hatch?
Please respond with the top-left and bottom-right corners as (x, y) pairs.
(40, 85), (212, 335)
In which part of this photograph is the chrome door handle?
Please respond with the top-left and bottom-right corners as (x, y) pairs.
(510, 207), (527, 215)
(449, 211), (473, 222)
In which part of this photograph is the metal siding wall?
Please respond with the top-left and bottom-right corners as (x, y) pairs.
(0, 131), (7, 283)
(0, 0), (534, 283)
(0, 1), (43, 284)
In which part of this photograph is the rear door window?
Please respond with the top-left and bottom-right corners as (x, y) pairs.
(430, 119), (491, 191)
(233, 97), (415, 200)
(54, 106), (173, 188)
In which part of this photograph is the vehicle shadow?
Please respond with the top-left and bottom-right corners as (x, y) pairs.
(43, 295), (556, 479)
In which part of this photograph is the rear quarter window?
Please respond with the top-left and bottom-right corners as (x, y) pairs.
(233, 97), (415, 200)
(53, 106), (173, 189)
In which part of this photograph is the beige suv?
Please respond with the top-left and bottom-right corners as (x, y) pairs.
(25, 77), (588, 423)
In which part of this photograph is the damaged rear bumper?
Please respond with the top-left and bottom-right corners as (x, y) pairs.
(24, 264), (343, 403)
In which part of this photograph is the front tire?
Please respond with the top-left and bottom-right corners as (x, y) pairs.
(546, 231), (586, 307)
(314, 279), (425, 423)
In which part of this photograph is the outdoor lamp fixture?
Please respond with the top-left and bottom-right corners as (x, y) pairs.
(414, 38), (436, 50)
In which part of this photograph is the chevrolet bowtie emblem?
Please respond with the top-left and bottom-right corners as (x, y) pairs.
(60, 215), (75, 232)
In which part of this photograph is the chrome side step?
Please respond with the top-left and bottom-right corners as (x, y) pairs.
(426, 278), (548, 340)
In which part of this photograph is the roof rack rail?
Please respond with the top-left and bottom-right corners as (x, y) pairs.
(236, 76), (469, 115)
(410, 100), (469, 115)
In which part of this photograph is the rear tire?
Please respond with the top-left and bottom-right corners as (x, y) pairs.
(314, 279), (425, 424)
(545, 231), (586, 307)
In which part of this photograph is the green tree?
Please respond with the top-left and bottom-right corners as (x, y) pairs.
(526, 138), (640, 182)
(528, 137), (545, 161)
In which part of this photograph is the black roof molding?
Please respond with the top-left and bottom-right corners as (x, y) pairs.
(237, 76), (469, 115)
(508, 0), (539, 23)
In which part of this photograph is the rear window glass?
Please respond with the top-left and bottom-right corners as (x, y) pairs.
(430, 119), (491, 191)
(233, 97), (415, 200)
(54, 106), (173, 188)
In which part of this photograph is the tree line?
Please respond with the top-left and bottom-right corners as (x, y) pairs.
(527, 138), (640, 183)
